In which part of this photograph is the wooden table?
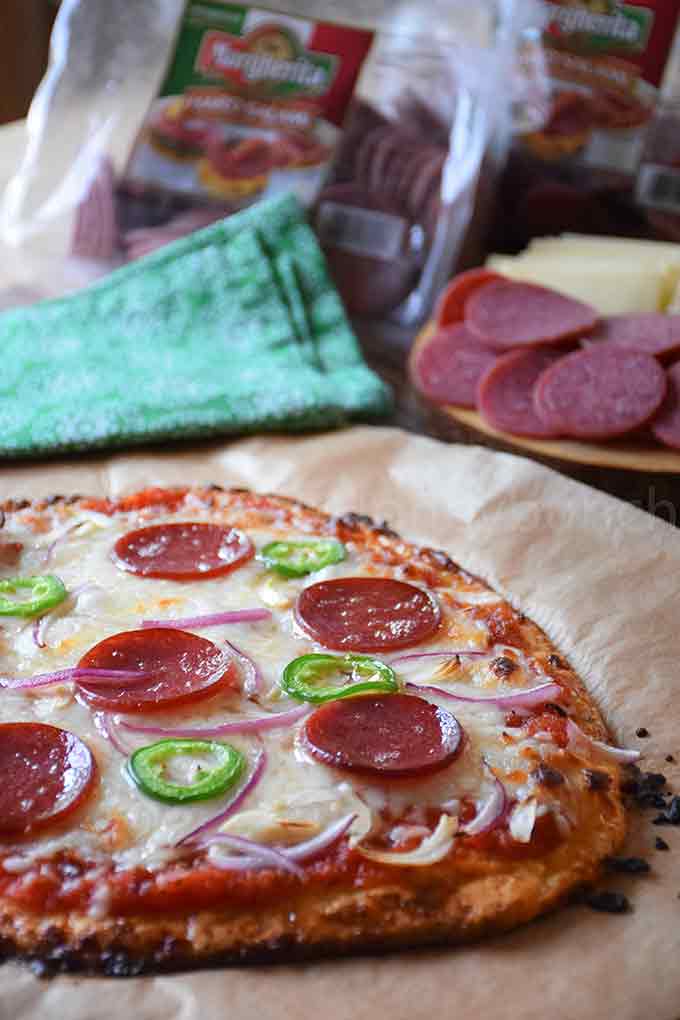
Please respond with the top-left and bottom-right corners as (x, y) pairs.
(359, 324), (680, 527)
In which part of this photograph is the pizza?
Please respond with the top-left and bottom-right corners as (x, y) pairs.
(0, 486), (632, 975)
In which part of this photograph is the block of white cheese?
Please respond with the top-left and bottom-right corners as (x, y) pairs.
(486, 253), (666, 315)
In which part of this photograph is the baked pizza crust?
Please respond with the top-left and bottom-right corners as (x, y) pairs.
(0, 487), (627, 975)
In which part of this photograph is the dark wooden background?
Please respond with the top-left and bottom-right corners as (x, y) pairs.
(0, 1), (55, 125)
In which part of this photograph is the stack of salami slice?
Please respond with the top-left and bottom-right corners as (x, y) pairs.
(412, 269), (680, 450)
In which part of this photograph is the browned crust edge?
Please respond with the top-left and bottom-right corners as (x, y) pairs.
(0, 486), (628, 976)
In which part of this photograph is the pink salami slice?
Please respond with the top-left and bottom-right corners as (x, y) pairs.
(585, 314), (680, 360)
(534, 347), (667, 439)
(477, 349), (562, 437)
(651, 362), (680, 449)
(412, 324), (498, 407)
(466, 281), (598, 348)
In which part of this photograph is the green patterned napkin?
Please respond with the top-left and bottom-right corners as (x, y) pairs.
(0, 195), (392, 457)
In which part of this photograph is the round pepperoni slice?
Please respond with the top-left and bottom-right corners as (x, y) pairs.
(112, 523), (253, 581)
(585, 314), (680, 361)
(302, 693), (463, 778)
(0, 723), (96, 836)
(76, 628), (238, 713)
(651, 362), (680, 449)
(412, 324), (498, 407)
(534, 347), (667, 440)
(435, 269), (504, 327)
(295, 578), (440, 653)
(465, 280), (598, 348)
(477, 348), (562, 437)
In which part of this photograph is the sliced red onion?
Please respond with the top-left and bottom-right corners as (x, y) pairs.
(460, 777), (508, 836)
(0, 667), (151, 690)
(391, 649), (487, 666)
(94, 712), (136, 756)
(201, 853), (264, 871)
(204, 834), (303, 877)
(224, 639), (263, 698)
(566, 719), (641, 764)
(121, 704), (307, 741)
(283, 813), (356, 862)
(406, 680), (562, 709)
(177, 748), (267, 847)
(141, 609), (271, 630)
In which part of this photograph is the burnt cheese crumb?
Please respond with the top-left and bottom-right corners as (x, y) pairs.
(491, 656), (517, 678)
(635, 727), (650, 738)
(655, 837), (670, 851)
(547, 654), (563, 668)
(532, 764), (565, 787)
(584, 769), (611, 792)
(585, 891), (630, 914)
(604, 857), (650, 875)
(545, 702), (568, 717)
(621, 767), (668, 808)
(653, 796), (680, 826)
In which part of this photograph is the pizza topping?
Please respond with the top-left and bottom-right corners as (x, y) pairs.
(508, 799), (538, 844)
(566, 719), (642, 764)
(281, 653), (398, 705)
(584, 769), (612, 792)
(532, 764), (565, 787)
(128, 738), (245, 805)
(0, 723), (96, 836)
(302, 693), (463, 778)
(177, 748), (267, 847)
(76, 628), (238, 713)
(112, 523), (254, 580)
(357, 814), (458, 866)
(260, 539), (346, 579)
(141, 609), (271, 629)
(295, 578), (441, 652)
(120, 703), (308, 740)
(405, 679), (562, 710)
(1, 667), (151, 691)
(207, 833), (304, 876)
(0, 575), (67, 618)
(460, 776), (508, 836)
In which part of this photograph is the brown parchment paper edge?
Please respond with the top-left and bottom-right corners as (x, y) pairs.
(0, 426), (678, 1020)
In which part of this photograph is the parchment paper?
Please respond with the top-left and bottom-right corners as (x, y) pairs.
(0, 426), (678, 1020)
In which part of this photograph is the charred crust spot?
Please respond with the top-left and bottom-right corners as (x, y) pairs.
(336, 512), (376, 531)
(532, 764), (565, 787)
(584, 769), (612, 792)
(666, 755), (675, 763)
(422, 548), (459, 572)
(491, 656), (517, 678)
(635, 727), (650, 739)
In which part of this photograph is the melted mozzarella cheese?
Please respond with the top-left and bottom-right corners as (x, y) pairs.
(0, 504), (565, 888)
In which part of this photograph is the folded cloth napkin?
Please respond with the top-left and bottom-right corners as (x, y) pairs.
(0, 194), (392, 457)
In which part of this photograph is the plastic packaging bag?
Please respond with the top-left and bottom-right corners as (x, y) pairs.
(1, 0), (541, 326)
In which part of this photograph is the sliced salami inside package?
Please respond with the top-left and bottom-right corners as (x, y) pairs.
(0, 0), (541, 329)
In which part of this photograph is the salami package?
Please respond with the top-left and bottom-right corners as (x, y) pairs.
(491, 0), (680, 251)
(0, 0), (541, 327)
